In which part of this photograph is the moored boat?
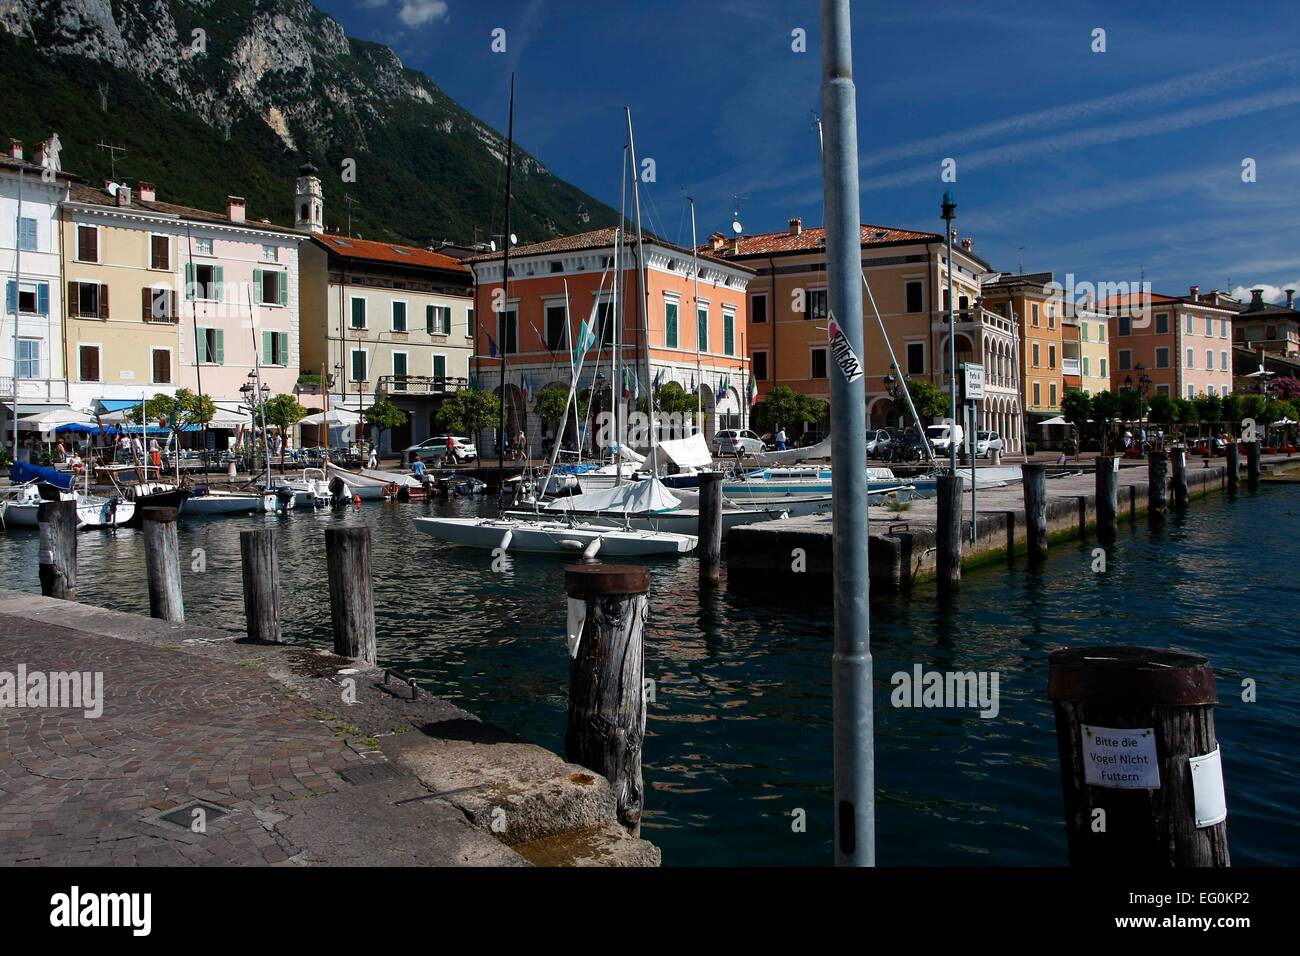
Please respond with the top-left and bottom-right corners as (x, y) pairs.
(414, 515), (697, 556)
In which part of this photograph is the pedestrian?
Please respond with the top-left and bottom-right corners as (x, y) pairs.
(366, 445), (378, 470)
(514, 428), (527, 462)
(54, 440), (67, 462)
(129, 432), (144, 463)
(776, 425), (788, 451)
(148, 436), (162, 470)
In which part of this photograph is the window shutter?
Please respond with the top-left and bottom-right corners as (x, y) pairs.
(5, 280), (14, 315)
(168, 289), (178, 321)
(100, 284), (110, 319)
(278, 272), (287, 306)
(185, 262), (194, 300)
(142, 287), (152, 321)
(67, 281), (79, 317)
(426, 304), (434, 334)
(214, 329), (224, 365)
(197, 330), (208, 365)
(278, 332), (288, 366)
(213, 265), (224, 301)
(253, 269), (263, 302)
(262, 330), (272, 364)
(37, 283), (49, 315)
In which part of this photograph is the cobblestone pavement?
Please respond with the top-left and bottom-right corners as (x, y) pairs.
(0, 612), (368, 865)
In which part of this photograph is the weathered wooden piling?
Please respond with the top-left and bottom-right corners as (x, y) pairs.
(1022, 464), (1048, 566)
(1246, 441), (1261, 487)
(142, 507), (184, 622)
(239, 528), (282, 643)
(1148, 451), (1168, 517)
(1128, 484), (1138, 524)
(1171, 448), (1189, 510)
(36, 500), (78, 600)
(1048, 646), (1229, 867)
(1225, 442), (1239, 493)
(936, 475), (963, 589)
(325, 526), (376, 664)
(697, 472), (723, 584)
(564, 563), (648, 834)
(1095, 455), (1117, 541)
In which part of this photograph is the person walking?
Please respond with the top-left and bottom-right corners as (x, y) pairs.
(514, 428), (527, 462)
(148, 436), (162, 471)
(776, 425), (788, 451)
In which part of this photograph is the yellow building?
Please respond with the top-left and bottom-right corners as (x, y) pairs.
(1071, 307), (1111, 395)
(61, 182), (182, 411)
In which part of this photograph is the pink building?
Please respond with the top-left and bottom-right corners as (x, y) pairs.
(1105, 287), (1235, 400)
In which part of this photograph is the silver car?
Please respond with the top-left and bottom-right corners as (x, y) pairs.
(712, 429), (766, 456)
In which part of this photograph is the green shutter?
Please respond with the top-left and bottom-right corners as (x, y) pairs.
(278, 272), (287, 306)
(262, 330), (272, 364)
(214, 329), (224, 365)
(278, 332), (288, 366)
(253, 269), (263, 301)
(196, 329), (208, 364)
(185, 262), (194, 300)
(433, 354), (446, 379)
(426, 304), (434, 334)
(213, 265), (224, 301)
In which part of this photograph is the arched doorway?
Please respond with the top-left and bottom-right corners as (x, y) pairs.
(698, 384), (717, 444)
(493, 383), (527, 455)
(868, 395), (894, 429)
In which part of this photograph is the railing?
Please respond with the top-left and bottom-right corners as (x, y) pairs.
(376, 374), (469, 396)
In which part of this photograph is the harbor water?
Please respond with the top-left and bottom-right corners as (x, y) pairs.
(0, 484), (1296, 866)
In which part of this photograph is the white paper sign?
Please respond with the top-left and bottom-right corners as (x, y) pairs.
(1081, 724), (1160, 789)
(1190, 747), (1228, 827)
(826, 317), (864, 384)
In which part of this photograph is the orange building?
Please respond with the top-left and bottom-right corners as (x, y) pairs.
(983, 272), (1066, 428)
(467, 227), (753, 455)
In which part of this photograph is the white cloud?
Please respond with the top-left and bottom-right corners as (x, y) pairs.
(1230, 281), (1300, 305)
(356, 0), (388, 9)
(398, 0), (448, 27)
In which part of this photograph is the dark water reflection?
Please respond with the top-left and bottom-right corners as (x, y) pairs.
(1, 485), (1296, 866)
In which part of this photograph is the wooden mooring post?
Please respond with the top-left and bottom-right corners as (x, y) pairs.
(936, 475), (963, 590)
(36, 499), (78, 600)
(1095, 455), (1117, 541)
(564, 563), (648, 834)
(1226, 442), (1240, 493)
(1246, 441), (1261, 487)
(1048, 646), (1229, 867)
(325, 526), (377, 664)
(697, 472), (723, 584)
(1171, 448), (1189, 510)
(240, 528), (282, 643)
(142, 507), (184, 622)
(1148, 451), (1168, 518)
(1022, 463), (1048, 566)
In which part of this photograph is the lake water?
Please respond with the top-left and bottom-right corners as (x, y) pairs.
(1, 484), (1296, 866)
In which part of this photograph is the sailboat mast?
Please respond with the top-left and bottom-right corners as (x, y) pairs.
(624, 107), (657, 475)
(689, 196), (703, 435)
(497, 74), (515, 491)
(614, 145), (627, 486)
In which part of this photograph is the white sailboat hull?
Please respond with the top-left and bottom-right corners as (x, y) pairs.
(185, 491), (267, 516)
(505, 506), (788, 538)
(414, 516), (697, 555)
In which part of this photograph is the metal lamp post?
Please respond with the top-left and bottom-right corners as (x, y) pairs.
(941, 191), (958, 472)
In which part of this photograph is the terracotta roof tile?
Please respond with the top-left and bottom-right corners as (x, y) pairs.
(66, 183), (295, 234)
(705, 223), (942, 258)
(466, 226), (750, 272)
(313, 233), (470, 273)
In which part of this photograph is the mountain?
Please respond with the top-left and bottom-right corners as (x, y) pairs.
(0, 0), (615, 246)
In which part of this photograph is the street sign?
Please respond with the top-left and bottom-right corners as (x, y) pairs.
(963, 362), (985, 400)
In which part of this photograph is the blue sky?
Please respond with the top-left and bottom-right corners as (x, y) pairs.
(321, 0), (1300, 302)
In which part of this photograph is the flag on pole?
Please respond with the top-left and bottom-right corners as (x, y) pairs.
(748, 376), (757, 404)
(633, 370), (641, 400)
(653, 368), (663, 389)
(487, 334), (499, 358)
(576, 319), (597, 356)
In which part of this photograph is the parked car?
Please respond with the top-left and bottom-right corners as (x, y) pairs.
(866, 429), (892, 457)
(712, 429), (766, 456)
(404, 435), (477, 464)
(975, 431), (1005, 458)
(799, 430), (828, 447)
(925, 423), (966, 454)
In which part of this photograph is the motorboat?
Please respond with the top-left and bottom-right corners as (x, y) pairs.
(121, 482), (192, 527)
(324, 461), (386, 501)
(77, 494), (135, 529)
(414, 515), (697, 556)
(0, 483), (134, 530)
(267, 468), (332, 509)
(184, 487), (274, 516)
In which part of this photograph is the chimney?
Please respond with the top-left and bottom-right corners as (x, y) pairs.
(731, 237), (741, 255)
(227, 196), (246, 223)
(788, 217), (802, 236)
(709, 231), (726, 252)
(1285, 289), (1296, 309)
(137, 182), (156, 202)
(115, 185), (131, 207)
(960, 237), (973, 252)
(1189, 284), (1199, 300)
(8, 140), (21, 161)
(1250, 288), (1264, 309)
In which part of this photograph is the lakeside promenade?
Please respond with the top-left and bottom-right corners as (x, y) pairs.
(0, 590), (658, 867)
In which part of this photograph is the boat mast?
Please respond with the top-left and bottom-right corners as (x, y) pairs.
(689, 196), (703, 437)
(625, 108), (657, 476)
(614, 145), (627, 485)
(497, 74), (515, 494)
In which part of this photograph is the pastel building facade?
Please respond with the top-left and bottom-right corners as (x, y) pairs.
(468, 227), (753, 455)
(712, 220), (1022, 450)
(1, 141), (73, 441)
(1105, 288), (1235, 399)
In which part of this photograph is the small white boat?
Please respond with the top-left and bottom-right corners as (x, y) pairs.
(1, 484), (134, 529)
(77, 495), (135, 529)
(268, 468), (332, 508)
(414, 516), (697, 556)
(324, 462), (385, 501)
(505, 505), (788, 537)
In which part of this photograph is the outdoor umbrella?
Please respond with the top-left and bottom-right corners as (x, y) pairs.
(1038, 416), (1068, 426)
(299, 408), (361, 426)
(17, 408), (94, 431)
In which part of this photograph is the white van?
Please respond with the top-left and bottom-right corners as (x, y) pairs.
(925, 423), (966, 454)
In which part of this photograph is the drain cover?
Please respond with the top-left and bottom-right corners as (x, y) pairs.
(160, 801), (229, 829)
(338, 762), (406, 786)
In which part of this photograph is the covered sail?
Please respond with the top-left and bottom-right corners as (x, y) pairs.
(753, 437), (831, 465)
(657, 433), (713, 469)
(542, 477), (681, 514)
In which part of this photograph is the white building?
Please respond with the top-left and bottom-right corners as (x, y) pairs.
(1, 138), (74, 448)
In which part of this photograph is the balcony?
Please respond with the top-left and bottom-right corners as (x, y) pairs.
(1061, 358), (1081, 376)
(376, 374), (469, 397)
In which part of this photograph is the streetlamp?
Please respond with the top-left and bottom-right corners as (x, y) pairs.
(941, 190), (958, 472)
(240, 371), (271, 487)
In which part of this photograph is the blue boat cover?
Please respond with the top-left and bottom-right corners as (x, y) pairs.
(10, 461), (74, 491)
